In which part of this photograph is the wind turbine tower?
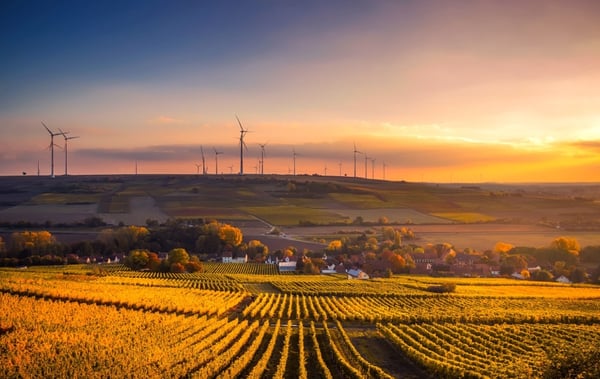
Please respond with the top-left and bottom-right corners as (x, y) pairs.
(200, 146), (207, 175)
(259, 143), (267, 175)
(213, 147), (223, 175)
(236, 116), (249, 175)
(364, 153), (370, 179)
(353, 143), (362, 178)
(41, 122), (61, 178)
(292, 148), (299, 176)
(382, 162), (387, 180)
(59, 128), (79, 176)
(371, 158), (376, 180)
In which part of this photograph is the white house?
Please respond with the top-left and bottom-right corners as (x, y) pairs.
(321, 263), (337, 274)
(347, 269), (369, 280)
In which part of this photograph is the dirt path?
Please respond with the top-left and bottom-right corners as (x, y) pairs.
(349, 329), (433, 379)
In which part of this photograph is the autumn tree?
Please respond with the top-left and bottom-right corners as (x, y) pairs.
(185, 255), (204, 273)
(99, 225), (149, 253)
(167, 248), (190, 266)
(494, 241), (515, 254)
(247, 240), (269, 261)
(124, 249), (150, 270)
(9, 230), (58, 257)
(327, 240), (342, 252)
(551, 236), (581, 255)
(218, 224), (243, 247)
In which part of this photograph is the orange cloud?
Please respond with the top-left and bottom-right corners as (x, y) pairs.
(149, 116), (185, 125)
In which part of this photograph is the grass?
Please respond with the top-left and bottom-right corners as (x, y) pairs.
(242, 205), (348, 226)
(432, 212), (497, 223)
(328, 193), (388, 208)
(27, 193), (101, 205)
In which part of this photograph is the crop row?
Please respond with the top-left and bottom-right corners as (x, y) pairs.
(377, 321), (600, 378)
(0, 274), (246, 317)
(241, 292), (600, 324)
(0, 293), (391, 378)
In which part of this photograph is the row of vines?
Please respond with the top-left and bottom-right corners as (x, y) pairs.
(1, 267), (600, 378)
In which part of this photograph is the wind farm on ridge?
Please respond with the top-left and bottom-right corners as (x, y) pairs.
(37, 117), (388, 181)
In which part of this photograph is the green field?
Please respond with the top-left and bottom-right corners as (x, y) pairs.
(1, 265), (599, 378)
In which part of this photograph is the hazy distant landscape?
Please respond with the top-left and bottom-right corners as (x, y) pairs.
(2, 174), (600, 251)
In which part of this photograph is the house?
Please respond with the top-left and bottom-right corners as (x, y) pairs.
(556, 275), (572, 284)
(278, 261), (297, 272)
(412, 252), (442, 274)
(222, 251), (233, 263)
(347, 269), (369, 280)
(321, 263), (337, 274)
(222, 252), (248, 263)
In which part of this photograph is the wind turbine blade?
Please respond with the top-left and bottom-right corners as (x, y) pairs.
(41, 122), (52, 134)
(236, 115), (244, 131)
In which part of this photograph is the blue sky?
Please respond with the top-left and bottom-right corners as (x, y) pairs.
(2, 1), (600, 181)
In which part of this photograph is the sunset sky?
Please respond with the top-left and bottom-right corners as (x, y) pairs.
(1, 1), (599, 182)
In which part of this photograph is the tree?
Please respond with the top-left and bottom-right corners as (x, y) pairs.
(551, 236), (581, 255)
(303, 260), (321, 274)
(9, 230), (57, 257)
(444, 250), (457, 265)
(170, 262), (185, 273)
(185, 260), (204, 273)
(124, 249), (149, 270)
(327, 240), (342, 252)
(570, 267), (587, 283)
(147, 252), (161, 271)
(167, 248), (190, 266)
(532, 269), (554, 282)
(382, 227), (395, 242)
(500, 254), (528, 274)
(247, 240), (269, 260)
(98, 225), (149, 253)
(218, 224), (243, 247)
(494, 241), (515, 254)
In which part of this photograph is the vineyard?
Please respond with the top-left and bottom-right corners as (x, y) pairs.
(1, 265), (600, 378)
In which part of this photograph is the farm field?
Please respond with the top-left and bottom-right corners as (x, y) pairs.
(1, 265), (599, 378)
(2, 175), (600, 254)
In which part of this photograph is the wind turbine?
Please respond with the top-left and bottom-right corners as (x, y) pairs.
(200, 146), (207, 175)
(371, 158), (376, 180)
(41, 122), (61, 178)
(324, 164), (327, 176)
(236, 116), (249, 175)
(58, 128), (79, 176)
(195, 163), (201, 175)
(364, 152), (370, 179)
(258, 142), (267, 175)
(292, 148), (299, 176)
(338, 162), (342, 176)
(228, 165), (234, 174)
(382, 162), (387, 180)
(353, 143), (362, 178)
(213, 147), (223, 174)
